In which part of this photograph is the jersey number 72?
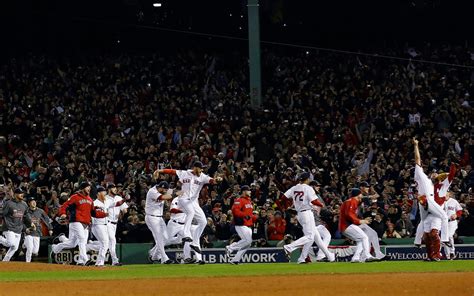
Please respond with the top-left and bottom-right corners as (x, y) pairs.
(294, 191), (304, 202)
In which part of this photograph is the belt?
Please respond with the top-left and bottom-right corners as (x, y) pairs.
(148, 215), (163, 217)
(172, 220), (185, 225)
(300, 209), (309, 212)
(109, 221), (118, 225)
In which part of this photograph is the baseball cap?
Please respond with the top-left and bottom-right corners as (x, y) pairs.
(96, 186), (106, 193)
(351, 188), (362, 197)
(14, 188), (25, 194)
(297, 172), (310, 181)
(107, 183), (116, 189)
(116, 183), (123, 188)
(157, 181), (169, 189)
(26, 196), (35, 202)
(241, 185), (251, 192)
(359, 181), (370, 188)
(192, 161), (205, 168)
(309, 180), (321, 186)
(79, 181), (91, 190)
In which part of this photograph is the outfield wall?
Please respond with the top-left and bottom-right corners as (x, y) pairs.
(48, 243), (474, 264)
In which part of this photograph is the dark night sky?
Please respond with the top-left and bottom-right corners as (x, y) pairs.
(0, 0), (473, 54)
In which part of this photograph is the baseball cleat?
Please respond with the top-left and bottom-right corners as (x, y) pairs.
(183, 258), (196, 264)
(297, 261), (309, 264)
(414, 244), (422, 249)
(162, 259), (174, 264)
(112, 262), (123, 266)
(190, 244), (202, 254)
(449, 253), (457, 260)
(225, 246), (232, 257)
(229, 261), (240, 265)
(182, 237), (193, 243)
(441, 241), (452, 248)
(196, 260), (205, 265)
(316, 258), (328, 262)
(283, 246), (291, 262)
(377, 255), (389, 261)
(365, 257), (378, 263)
(423, 258), (432, 262)
(432, 258), (441, 262)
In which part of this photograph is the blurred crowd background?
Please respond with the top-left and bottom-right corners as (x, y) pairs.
(0, 43), (473, 247)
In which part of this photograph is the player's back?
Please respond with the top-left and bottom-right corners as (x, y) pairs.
(284, 183), (315, 212)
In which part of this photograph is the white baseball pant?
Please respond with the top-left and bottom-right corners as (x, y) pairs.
(343, 224), (372, 262)
(426, 197), (449, 242)
(178, 198), (207, 241)
(423, 215), (441, 232)
(90, 224), (109, 266)
(310, 225), (331, 260)
(414, 203), (428, 245)
(23, 235), (40, 263)
(107, 222), (120, 265)
(52, 222), (89, 264)
(0, 231), (22, 261)
(443, 221), (457, 256)
(145, 215), (169, 263)
(228, 226), (253, 263)
(359, 224), (385, 259)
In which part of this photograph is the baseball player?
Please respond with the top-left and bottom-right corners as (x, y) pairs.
(413, 138), (455, 247)
(226, 185), (256, 265)
(306, 180), (332, 262)
(161, 196), (203, 264)
(0, 188), (34, 261)
(443, 191), (462, 259)
(51, 182), (107, 265)
(282, 172), (335, 264)
(153, 161), (222, 251)
(339, 188), (377, 263)
(23, 196), (53, 263)
(412, 138), (443, 261)
(105, 183), (128, 266)
(359, 182), (387, 260)
(87, 186), (128, 266)
(145, 181), (173, 264)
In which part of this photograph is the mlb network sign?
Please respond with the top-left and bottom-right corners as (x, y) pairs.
(168, 247), (286, 264)
(49, 247), (109, 264)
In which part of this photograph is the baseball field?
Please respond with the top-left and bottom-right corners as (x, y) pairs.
(0, 261), (473, 296)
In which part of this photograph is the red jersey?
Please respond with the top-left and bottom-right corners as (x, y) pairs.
(59, 192), (106, 225)
(339, 197), (362, 232)
(231, 195), (256, 227)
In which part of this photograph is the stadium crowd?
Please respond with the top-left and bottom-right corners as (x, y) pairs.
(0, 44), (473, 249)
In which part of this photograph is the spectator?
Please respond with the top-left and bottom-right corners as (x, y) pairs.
(267, 211), (286, 241)
(395, 211), (414, 238)
(383, 223), (402, 239)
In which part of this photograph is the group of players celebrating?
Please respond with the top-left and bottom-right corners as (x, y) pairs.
(0, 138), (462, 265)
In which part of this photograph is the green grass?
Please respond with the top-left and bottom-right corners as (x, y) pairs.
(1, 260), (473, 282)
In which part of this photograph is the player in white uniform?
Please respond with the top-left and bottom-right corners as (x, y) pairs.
(282, 172), (335, 264)
(443, 191), (462, 259)
(145, 181), (173, 264)
(161, 197), (203, 264)
(154, 161), (222, 254)
(105, 183), (128, 266)
(87, 186), (128, 266)
(306, 180), (332, 262)
(358, 182), (387, 260)
(412, 138), (444, 261)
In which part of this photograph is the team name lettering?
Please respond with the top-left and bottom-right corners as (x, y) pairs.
(79, 199), (92, 205)
(182, 179), (190, 184)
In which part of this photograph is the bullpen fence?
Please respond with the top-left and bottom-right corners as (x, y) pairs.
(48, 243), (474, 265)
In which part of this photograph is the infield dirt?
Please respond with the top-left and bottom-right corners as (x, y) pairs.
(0, 263), (472, 296)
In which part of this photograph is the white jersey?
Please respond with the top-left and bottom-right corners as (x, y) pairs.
(414, 165), (434, 200)
(92, 198), (115, 225)
(106, 194), (128, 223)
(444, 198), (462, 220)
(284, 183), (317, 212)
(437, 177), (453, 199)
(176, 170), (212, 201)
(170, 197), (186, 223)
(145, 186), (165, 216)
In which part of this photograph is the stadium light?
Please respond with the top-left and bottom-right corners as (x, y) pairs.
(153, 3), (162, 7)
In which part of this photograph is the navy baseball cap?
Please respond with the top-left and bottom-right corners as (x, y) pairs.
(107, 183), (116, 189)
(157, 181), (170, 189)
(351, 188), (362, 197)
(192, 161), (205, 168)
(360, 181), (370, 188)
(309, 180), (321, 186)
(96, 186), (106, 193)
(241, 185), (251, 192)
(26, 196), (35, 202)
(79, 181), (91, 190)
(297, 172), (310, 181)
